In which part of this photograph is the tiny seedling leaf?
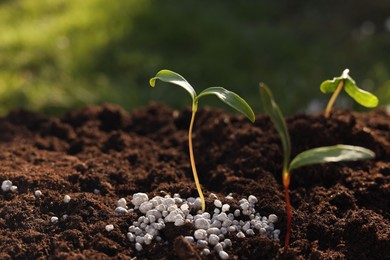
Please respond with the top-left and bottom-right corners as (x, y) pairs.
(260, 83), (291, 170)
(320, 69), (379, 107)
(320, 69), (350, 93)
(289, 144), (375, 171)
(197, 87), (255, 122)
(344, 80), (379, 107)
(149, 69), (197, 101)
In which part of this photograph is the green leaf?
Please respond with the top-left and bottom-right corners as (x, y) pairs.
(259, 83), (291, 170)
(320, 69), (350, 93)
(344, 80), (379, 108)
(197, 87), (255, 122)
(149, 69), (197, 101)
(320, 69), (379, 107)
(289, 144), (375, 171)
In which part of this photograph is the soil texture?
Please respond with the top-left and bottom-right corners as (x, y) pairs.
(0, 103), (389, 259)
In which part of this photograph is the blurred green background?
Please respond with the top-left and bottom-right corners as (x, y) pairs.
(1, 0), (389, 115)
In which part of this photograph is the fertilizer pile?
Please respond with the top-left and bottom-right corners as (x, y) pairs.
(112, 192), (280, 259)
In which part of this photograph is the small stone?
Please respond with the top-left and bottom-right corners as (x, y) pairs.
(268, 214), (278, 223)
(1, 180), (12, 192)
(135, 242), (143, 251)
(10, 186), (18, 192)
(248, 195), (258, 204)
(93, 189), (100, 194)
(62, 214), (68, 220)
(219, 250), (229, 259)
(115, 207), (128, 215)
(180, 203), (189, 211)
(236, 231), (245, 238)
(214, 243), (223, 252)
(242, 222), (250, 232)
(105, 224), (114, 232)
(221, 204), (230, 212)
(196, 239), (208, 248)
(234, 209), (240, 217)
(216, 213), (229, 222)
(208, 234), (219, 245)
(144, 233), (153, 245)
(51, 216), (59, 223)
(117, 198), (127, 208)
(135, 236), (144, 244)
(195, 218), (210, 229)
(174, 218), (185, 226)
(240, 201), (250, 211)
(207, 227), (221, 235)
(194, 229), (207, 240)
(224, 238), (232, 247)
(246, 229), (255, 236)
(132, 193), (149, 206)
(63, 195), (71, 203)
(139, 202), (154, 214)
(127, 232), (135, 242)
(214, 199), (222, 208)
(34, 190), (42, 197)
(202, 248), (210, 256)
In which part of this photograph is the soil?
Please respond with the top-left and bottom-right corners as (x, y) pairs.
(0, 103), (389, 259)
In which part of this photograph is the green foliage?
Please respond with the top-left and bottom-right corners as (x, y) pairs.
(150, 70), (255, 121)
(260, 83), (291, 172)
(289, 145), (375, 171)
(321, 69), (379, 108)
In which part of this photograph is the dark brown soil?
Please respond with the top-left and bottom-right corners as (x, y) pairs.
(0, 103), (389, 259)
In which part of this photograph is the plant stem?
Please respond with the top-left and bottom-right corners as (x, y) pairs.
(188, 106), (205, 212)
(324, 80), (344, 118)
(283, 170), (291, 249)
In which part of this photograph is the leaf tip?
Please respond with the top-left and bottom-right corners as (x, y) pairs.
(149, 77), (156, 87)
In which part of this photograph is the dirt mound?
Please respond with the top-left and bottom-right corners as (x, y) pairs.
(0, 104), (389, 259)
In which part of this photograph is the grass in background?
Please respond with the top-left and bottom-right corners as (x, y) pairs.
(0, 0), (389, 115)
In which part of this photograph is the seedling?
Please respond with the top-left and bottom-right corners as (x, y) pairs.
(150, 69), (255, 211)
(321, 69), (379, 118)
(260, 84), (375, 249)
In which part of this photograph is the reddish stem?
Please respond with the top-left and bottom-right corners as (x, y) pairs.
(284, 184), (291, 249)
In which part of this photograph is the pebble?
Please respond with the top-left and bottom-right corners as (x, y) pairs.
(221, 204), (230, 212)
(105, 224), (114, 232)
(194, 229), (208, 240)
(51, 216), (59, 223)
(63, 195), (71, 203)
(115, 207), (128, 215)
(121, 193), (279, 259)
(117, 198), (127, 208)
(34, 190), (42, 197)
(268, 214), (278, 223)
(214, 199), (222, 208)
(202, 248), (211, 256)
(135, 242), (143, 251)
(132, 193), (149, 206)
(219, 250), (229, 259)
(208, 234), (219, 245)
(195, 218), (210, 229)
(1, 180), (12, 192)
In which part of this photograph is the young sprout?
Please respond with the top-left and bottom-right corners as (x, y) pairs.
(260, 83), (375, 249)
(321, 69), (379, 118)
(150, 69), (255, 211)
